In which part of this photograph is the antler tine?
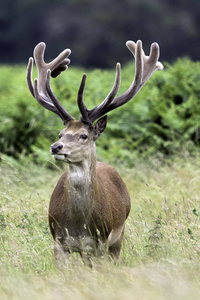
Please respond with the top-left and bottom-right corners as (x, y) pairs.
(88, 63), (121, 123)
(33, 42), (71, 95)
(46, 70), (74, 124)
(26, 57), (35, 97)
(132, 40), (143, 86)
(77, 74), (91, 124)
(83, 40), (163, 123)
(126, 40), (163, 87)
(143, 42), (164, 82)
(108, 40), (163, 111)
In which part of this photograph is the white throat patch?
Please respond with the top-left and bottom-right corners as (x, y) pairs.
(69, 165), (86, 186)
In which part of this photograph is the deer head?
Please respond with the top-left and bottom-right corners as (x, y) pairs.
(27, 40), (163, 164)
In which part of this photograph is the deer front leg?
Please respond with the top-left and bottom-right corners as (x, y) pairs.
(53, 240), (70, 269)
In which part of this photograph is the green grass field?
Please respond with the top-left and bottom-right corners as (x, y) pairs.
(1, 154), (200, 299)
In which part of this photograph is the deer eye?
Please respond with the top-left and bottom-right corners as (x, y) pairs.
(80, 134), (88, 140)
(58, 134), (62, 139)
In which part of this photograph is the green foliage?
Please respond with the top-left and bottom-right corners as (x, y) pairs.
(116, 58), (200, 157)
(0, 58), (200, 166)
(145, 213), (163, 258)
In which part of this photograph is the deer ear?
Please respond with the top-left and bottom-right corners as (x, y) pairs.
(93, 115), (107, 141)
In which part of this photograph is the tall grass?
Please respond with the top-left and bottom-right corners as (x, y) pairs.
(1, 154), (200, 299)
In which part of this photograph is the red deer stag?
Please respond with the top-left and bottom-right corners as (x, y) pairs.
(26, 40), (163, 265)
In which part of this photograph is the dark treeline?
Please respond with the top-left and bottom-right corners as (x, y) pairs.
(1, 0), (200, 68)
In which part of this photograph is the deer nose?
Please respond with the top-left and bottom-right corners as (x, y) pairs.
(51, 143), (63, 154)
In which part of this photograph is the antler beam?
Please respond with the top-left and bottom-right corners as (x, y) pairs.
(26, 42), (74, 124)
(78, 40), (163, 123)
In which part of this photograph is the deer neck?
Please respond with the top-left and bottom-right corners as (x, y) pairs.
(67, 146), (97, 214)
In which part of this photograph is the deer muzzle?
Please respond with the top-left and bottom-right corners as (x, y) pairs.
(51, 143), (63, 154)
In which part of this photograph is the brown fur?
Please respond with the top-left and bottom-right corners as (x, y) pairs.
(49, 162), (130, 260)
(48, 120), (131, 263)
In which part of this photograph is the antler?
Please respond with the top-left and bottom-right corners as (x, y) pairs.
(78, 40), (163, 123)
(26, 42), (74, 123)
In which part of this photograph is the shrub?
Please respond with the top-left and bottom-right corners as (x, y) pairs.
(0, 58), (200, 166)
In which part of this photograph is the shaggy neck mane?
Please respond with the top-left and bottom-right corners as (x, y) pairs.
(67, 147), (97, 215)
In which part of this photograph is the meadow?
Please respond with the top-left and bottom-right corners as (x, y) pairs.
(1, 153), (200, 299)
(1, 59), (200, 299)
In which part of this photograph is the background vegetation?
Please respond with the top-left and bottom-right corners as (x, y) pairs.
(0, 57), (200, 166)
(1, 0), (200, 67)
